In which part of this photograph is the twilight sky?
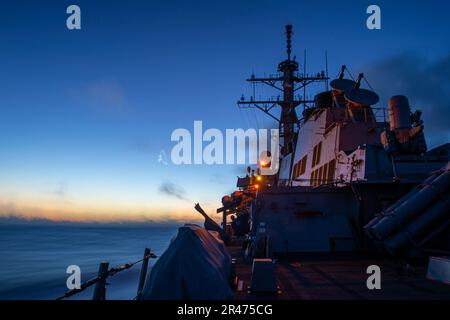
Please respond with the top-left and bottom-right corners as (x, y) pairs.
(1, 0), (449, 222)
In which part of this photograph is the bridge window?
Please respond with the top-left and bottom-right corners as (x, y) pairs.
(293, 155), (308, 179)
(293, 162), (299, 178)
(300, 155), (307, 175)
(312, 142), (322, 168)
(327, 159), (336, 182)
(322, 162), (329, 183)
(310, 159), (336, 186)
(318, 166), (323, 185)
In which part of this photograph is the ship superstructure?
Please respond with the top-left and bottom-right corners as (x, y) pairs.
(140, 25), (450, 301)
(222, 25), (450, 257)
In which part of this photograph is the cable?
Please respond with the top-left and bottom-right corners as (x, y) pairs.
(345, 66), (355, 81)
(55, 252), (157, 300)
(363, 75), (375, 92)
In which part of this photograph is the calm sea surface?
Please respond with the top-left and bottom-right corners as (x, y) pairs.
(0, 224), (179, 300)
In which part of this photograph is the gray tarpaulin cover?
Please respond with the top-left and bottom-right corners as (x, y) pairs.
(141, 224), (233, 300)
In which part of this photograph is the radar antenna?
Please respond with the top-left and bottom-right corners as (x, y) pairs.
(237, 25), (329, 154)
(345, 73), (380, 106)
(330, 65), (356, 93)
(286, 24), (292, 60)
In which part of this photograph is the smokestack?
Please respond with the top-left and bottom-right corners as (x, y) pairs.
(389, 95), (411, 130)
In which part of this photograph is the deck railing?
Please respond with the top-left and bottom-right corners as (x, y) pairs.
(56, 248), (157, 300)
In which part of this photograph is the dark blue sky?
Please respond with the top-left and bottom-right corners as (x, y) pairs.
(1, 0), (449, 222)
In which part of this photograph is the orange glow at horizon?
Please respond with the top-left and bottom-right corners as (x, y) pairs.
(0, 197), (215, 224)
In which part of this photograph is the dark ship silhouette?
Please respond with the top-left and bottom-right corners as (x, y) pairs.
(141, 25), (450, 300)
(55, 25), (450, 301)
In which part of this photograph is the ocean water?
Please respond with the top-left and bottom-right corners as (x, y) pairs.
(0, 224), (179, 300)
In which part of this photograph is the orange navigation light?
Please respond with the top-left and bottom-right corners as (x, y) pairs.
(255, 184), (259, 189)
(256, 176), (262, 181)
(259, 160), (271, 168)
(259, 151), (272, 168)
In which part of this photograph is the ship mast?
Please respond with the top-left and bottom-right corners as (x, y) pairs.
(238, 25), (329, 155)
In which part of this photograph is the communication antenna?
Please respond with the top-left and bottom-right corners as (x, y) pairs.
(303, 49), (307, 107)
(286, 24), (292, 60)
(345, 73), (380, 106)
(237, 25), (329, 153)
(330, 66), (356, 93)
(325, 50), (329, 91)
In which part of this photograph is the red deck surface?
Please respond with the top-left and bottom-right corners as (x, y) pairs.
(228, 245), (450, 300)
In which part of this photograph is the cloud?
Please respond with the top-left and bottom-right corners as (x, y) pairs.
(0, 201), (201, 226)
(158, 181), (189, 201)
(0, 202), (18, 216)
(0, 214), (197, 227)
(40, 182), (72, 204)
(68, 78), (129, 113)
(365, 53), (450, 148)
(51, 181), (68, 198)
(128, 138), (153, 154)
(86, 78), (129, 112)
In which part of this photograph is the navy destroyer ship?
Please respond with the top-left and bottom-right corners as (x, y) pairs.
(142, 25), (450, 300)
